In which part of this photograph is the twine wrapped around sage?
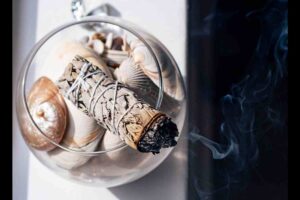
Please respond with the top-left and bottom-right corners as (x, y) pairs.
(56, 55), (178, 153)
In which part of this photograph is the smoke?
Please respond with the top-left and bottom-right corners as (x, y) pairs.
(189, 0), (288, 199)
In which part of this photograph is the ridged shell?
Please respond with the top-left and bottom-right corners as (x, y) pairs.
(114, 58), (149, 88)
(114, 58), (181, 117)
(21, 77), (67, 151)
(130, 39), (184, 100)
(114, 58), (158, 107)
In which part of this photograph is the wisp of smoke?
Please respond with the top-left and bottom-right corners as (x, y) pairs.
(189, 0), (288, 199)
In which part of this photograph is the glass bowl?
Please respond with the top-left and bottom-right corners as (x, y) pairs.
(15, 16), (186, 187)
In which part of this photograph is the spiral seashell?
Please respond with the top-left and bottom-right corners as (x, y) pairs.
(91, 39), (105, 55)
(114, 57), (158, 107)
(48, 98), (106, 170)
(21, 77), (67, 151)
(122, 34), (130, 52)
(114, 58), (149, 88)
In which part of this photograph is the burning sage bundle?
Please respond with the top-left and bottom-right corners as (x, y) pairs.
(56, 55), (178, 154)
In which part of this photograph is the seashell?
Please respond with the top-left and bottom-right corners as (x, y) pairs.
(92, 130), (147, 173)
(48, 98), (106, 169)
(129, 39), (184, 100)
(122, 34), (130, 52)
(21, 77), (67, 151)
(42, 41), (113, 81)
(114, 58), (181, 117)
(91, 32), (106, 43)
(91, 39), (105, 55)
(105, 32), (113, 49)
(114, 57), (150, 89)
(111, 37), (123, 51)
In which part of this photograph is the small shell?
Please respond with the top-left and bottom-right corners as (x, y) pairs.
(122, 34), (130, 52)
(114, 58), (149, 88)
(114, 58), (181, 117)
(91, 32), (106, 43)
(21, 77), (67, 151)
(111, 37), (123, 51)
(105, 32), (113, 49)
(92, 39), (105, 55)
(48, 98), (106, 169)
(42, 41), (113, 81)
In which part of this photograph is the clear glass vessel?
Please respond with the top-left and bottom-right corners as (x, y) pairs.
(15, 16), (186, 187)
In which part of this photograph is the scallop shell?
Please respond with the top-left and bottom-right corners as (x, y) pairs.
(42, 41), (113, 81)
(21, 77), (67, 151)
(48, 98), (106, 170)
(114, 57), (158, 108)
(114, 58), (181, 117)
(129, 39), (184, 100)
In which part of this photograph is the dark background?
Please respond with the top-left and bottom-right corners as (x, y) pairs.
(187, 0), (288, 199)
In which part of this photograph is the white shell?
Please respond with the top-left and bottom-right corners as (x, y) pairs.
(122, 34), (130, 51)
(114, 57), (181, 117)
(105, 32), (113, 49)
(21, 77), (67, 151)
(92, 39), (105, 55)
(48, 98), (105, 169)
(114, 58), (149, 88)
(98, 130), (123, 151)
(130, 39), (184, 100)
(42, 41), (113, 82)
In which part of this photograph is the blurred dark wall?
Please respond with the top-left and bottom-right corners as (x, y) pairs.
(187, 0), (288, 199)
